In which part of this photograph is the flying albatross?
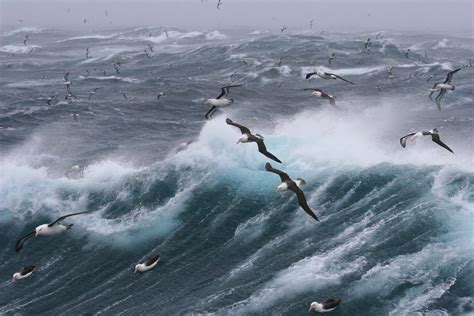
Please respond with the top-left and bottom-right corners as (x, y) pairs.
(12, 265), (36, 282)
(400, 128), (454, 153)
(15, 210), (92, 252)
(305, 70), (354, 85)
(304, 88), (337, 108)
(429, 68), (461, 110)
(265, 163), (319, 221)
(204, 84), (242, 119)
(226, 118), (282, 163)
(135, 254), (160, 273)
(308, 298), (342, 313)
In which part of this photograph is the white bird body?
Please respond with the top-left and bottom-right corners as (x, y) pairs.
(309, 299), (341, 313)
(205, 98), (233, 107)
(276, 179), (305, 191)
(12, 271), (32, 281)
(432, 83), (454, 91)
(35, 223), (70, 236)
(311, 90), (322, 97)
(309, 302), (336, 313)
(317, 70), (333, 80)
(237, 133), (250, 143)
(135, 256), (160, 273)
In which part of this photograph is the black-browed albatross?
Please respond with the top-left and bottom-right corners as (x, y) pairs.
(135, 254), (160, 273)
(265, 163), (319, 221)
(400, 128), (454, 153)
(226, 118), (282, 163)
(204, 84), (242, 119)
(305, 70), (354, 85)
(12, 265), (36, 282)
(429, 68), (461, 110)
(15, 210), (92, 252)
(304, 88), (337, 108)
(308, 298), (342, 313)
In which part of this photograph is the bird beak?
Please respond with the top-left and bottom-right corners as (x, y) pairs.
(308, 306), (313, 312)
(236, 140), (240, 144)
(35, 231), (38, 236)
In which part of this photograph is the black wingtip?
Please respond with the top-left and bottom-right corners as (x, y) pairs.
(265, 162), (272, 170)
(305, 74), (312, 79)
(225, 118), (232, 124)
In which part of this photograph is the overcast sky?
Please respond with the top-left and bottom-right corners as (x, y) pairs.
(0, 0), (472, 35)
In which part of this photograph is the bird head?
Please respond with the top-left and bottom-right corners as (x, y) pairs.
(134, 265), (140, 273)
(308, 302), (318, 312)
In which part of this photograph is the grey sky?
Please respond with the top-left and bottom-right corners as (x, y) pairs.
(0, 0), (472, 35)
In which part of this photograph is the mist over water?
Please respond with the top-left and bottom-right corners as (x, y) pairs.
(0, 0), (473, 315)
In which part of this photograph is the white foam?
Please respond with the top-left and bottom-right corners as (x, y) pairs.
(206, 30), (227, 40)
(3, 27), (42, 36)
(0, 44), (41, 54)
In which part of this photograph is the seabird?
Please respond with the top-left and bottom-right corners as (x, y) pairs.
(15, 211), (92, 252)
(46, 95), (57, 105)
(305, 70), (354, 85)
(429, 68), (461, 110)
(309, 19), (314, 29)
(63, 73), (72, 91)
(226, 118), (282, 163)
(277, 57), (283, 67)
(144, 49), (151, 58)
(105, 10), (109, 17)
(23, 34), (29, 46)
(88, 87), (102, 99)
(328, 53), (336, 64)
(135, 255), (160, 273)
(119, 91), (128, 100)
(304, 88), (337, 108)
(308, 299), (342, 313)
(28, 47), (34, 54)
(147, 44), (154, 52)
(83, 18), (87, 24)
(71, 112), (79, 122)
(86, 48), (91, 59)
(157, 92), (165, 100)
(388, 67), (395, 80)
(281, 25), (288, 33)
(265, 163), (319, 221)
(204, 84), (243, 119)
(400, 128), (454, 153)
(165, 30), (169, 38)
(65, 92), (78, 101)
(216, 0), (222, 10)
(12, 266), (36, 282)
(405, 49), (411, 59)
(364, 38), (372, 52)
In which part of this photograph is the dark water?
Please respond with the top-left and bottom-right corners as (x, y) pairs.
(0, 26), (473, 315)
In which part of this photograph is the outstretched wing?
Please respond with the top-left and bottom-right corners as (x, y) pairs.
(428, 83), (438, 99)
(48, 210), (92, 227)
(444, 68), (461, 84)
(265, 162), (290, 182)
(15, 231), (35, 252)
(256, 140), (282, 163)
(288, 184), (319, 221)
(145, 254), (160, 266)
(225, 118), (251, 134)
(400, 133), (416, 148)
(21, 265), (36, 275)
(217, 84), (243, 99)
(64, 73), (69, 81)
(331, 73), (355, 85)
(431, 134), (454, 153)
(322, 298), (341, 309)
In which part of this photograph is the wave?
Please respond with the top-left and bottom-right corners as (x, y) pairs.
(0, 45), (41, 54)
(3, 27), (43, 36)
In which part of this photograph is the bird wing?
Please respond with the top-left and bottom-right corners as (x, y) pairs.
(145, 255), (160, 266)
(256, 139), (282, 163)
(331, 73), (355, 85)
(225, 118), (251, 134)
(444, 68), (461, 84)
(305, 72), (317, 79)
(399, 132), (416, 148)
(435, 89), (446, 110)
(431, 134), (454, 153)
(15, 231), (35, 252)
(64, 73), (69, 81)
(265, 162), (290, 182)
(304, 88), (322, 93)
(322, 299), (341, 309)
(21, 265), (36, 275)
(216, 87), (226, 99)
(48, 210), (92, 227)
(288, 183), (319, 221)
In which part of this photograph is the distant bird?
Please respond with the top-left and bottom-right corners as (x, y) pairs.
(216, 0), (222, 9)
(147, 43), (154, 52)
(364, 38), (372, 52)
(17, 19), (24, 23)
(144, 49), (151, 58)
(157, 92), (165, 100)
(400, 128), (454, 153)
(65, 92), (78, 101)
(226, 118), (282, 163)
(135, 255), (160, 273)
(278, 81), (284, 88)
(309, 19), (314, 29)
(204, 84), (243, 119)
(119, 91), (128, 100)
(281, 25), (288, 33)
(429, 68), (461, 110)
(265, 163), (319, 221)
(376, 85), (382, 92)
(12, 266), (36, 282)
(105, 10), (109, 17)
(308, 299), (342, 313)
(28, 47), (34, 54)
(405, 49), (411, 59)
(63, 73), (72, 91)
(23, 34), (29, 46)
(46, 95), (57, 105)
(88, 87), (102, 99)
(15, 211), (92, 252)
(277, 57), (283, 67)
(70, 113), (79, 122)
(388, 67), (395, 80)
(165, 30), (169, 38)
(306, 70), (354, 85)
(304, 88), (337, 108)
(328, 53), (336, 64)
(83, 18), (87, 24)
(86, 48), (91, 59)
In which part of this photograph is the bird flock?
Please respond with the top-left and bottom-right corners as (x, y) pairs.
(7, 6), (469, 313)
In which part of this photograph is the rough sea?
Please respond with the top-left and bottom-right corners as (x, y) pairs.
(0, 26), (473, 315)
